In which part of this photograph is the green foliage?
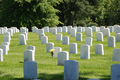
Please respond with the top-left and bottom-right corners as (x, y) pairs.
(0, 0), (61, 30)
(56, 0), (96, 26)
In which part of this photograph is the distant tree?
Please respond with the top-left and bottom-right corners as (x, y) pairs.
(0, 0), (61, 31)
(56, 0), (95, 27)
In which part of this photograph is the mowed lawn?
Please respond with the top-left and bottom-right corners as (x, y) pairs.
(0, 31), (120, 80)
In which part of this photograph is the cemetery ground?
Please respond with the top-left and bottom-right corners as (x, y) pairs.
(0, 31), (120, 80)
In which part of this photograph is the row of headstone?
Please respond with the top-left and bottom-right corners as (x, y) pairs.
(0, 27), (19, 34)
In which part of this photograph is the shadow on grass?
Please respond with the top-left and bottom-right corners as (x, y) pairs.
(0, 72), (111, 80)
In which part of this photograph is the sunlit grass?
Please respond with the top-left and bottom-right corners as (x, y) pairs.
(0, 31), (119, 80)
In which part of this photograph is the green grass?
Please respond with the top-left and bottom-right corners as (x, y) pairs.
(0, 31), (119, 80)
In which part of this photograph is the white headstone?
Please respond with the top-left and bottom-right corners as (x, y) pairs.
(4, 35), (10, 44)
(103, 28), (110, 36)
(64, 60), (79, 80)
(57, 27), (62, 32)
(69, 43), (78, 54)
(100, 26), (105, 32)
(114, 25), (119, 32)
(43, 26), (49, 32)
(7, 29), (13, 36)
(116, 33), (120, 42)
(76, 33), (82, 41)
(0, 45), (8, 55)
(58, 51), (69, 65)
(24, 50), (34, 62)
(77, 27), (82, 32)
(52, 28), (57, 34)
(92, 26), (97, 32)
(41, 36), (48, 44)
(112, 48), (120, 61)
(70, 28), (76, 37)
(22, 32), (28, 40)
(67, 26), (72, 34)
(26, 46), (35, 56)
(19, 34), (26, 45)
(80, 44), (90, 59)
(95, 44), (104, 55)
(62, 26), (67, 32)
(0, 49), (3, 62)
(37, 29), (44, 35)
(23, 61), (37, 79)
(86, 27), (93, 37)
(62, 36), (69, 45)
(2, 42), (9, 50)
(46, 42), (54, 52)
(85, 37), (93, 46)
(96, 32), (103, 41)
(56, 34), (62, 41)
(39, 33), (45, 40)
(116, 26), (120, 34)
(107, 26), (114, 32)
(4, 32), (11, 40)
(107, 36), (115, 47)
(111, 64), (120, 80)
(53, 47), (62, 57)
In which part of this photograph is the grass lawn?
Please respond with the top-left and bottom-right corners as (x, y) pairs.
(0, 31), (120, 80)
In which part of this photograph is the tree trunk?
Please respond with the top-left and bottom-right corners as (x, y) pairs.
(28, 21), (32, 32)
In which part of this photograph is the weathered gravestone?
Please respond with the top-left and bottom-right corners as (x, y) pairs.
(39, 33), (45, 40)
(26, 46), (35, 56)
(41, 36), (48, 44)
(24, 49), (34, 62)
(80, 44), (90, 59)
(53, 47), (62, 57)
(62, 36), (69, 45)
(107, 36), (115, 47)
(76, 33), (82, 41)
(46, 42), (54, 52)
(116, 33), (120, 42)
(19, 34), (26, 45)
(64, 60), (79, 80)
(23, 61), (37, 79)
(52, 28), (57, 34)
(96, 32), (103, 41)
(58, 51), (69, 65)
(0, 28), (4, 34)
(95, 44), (104, 55)
(0, 45), (8, 55)
(70, 28), (76, 37)
(103, 28), (110, 36)
(0, 49), (3, 62)
(85, 37), (93, 46)
(69, 43), (78, 54)
(112, 48), (120, 61)
(56, 34), (62, 41)
(86, 27), (93, 37)
(111, 64), (120, 80)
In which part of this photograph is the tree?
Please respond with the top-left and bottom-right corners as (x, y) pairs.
(0, 0), (61, 31)
(56, 0), (95, 27)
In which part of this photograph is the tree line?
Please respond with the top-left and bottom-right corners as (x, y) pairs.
(0, 0), (119, 31)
